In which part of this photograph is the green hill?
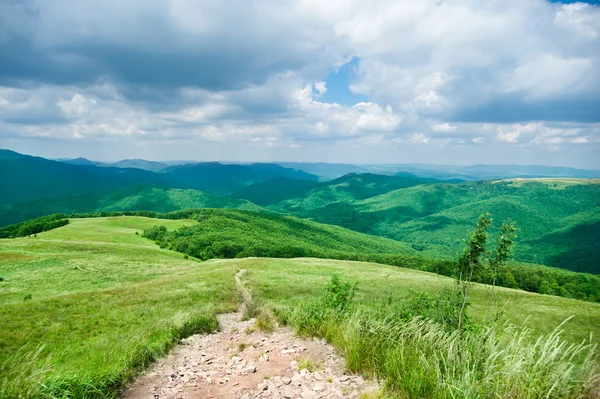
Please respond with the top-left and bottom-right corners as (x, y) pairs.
(159, 162), (318, 195)
(233, 177), (321, 206)
(269, 173), (431, 212)
(143, 208), (420, 260)
(0, 150), (167, 204)
(110, 159), (169, 172)
(271, 179), (600, 273)
(0, 185), (264, 227)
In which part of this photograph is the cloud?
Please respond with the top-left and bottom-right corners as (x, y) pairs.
(58, 93), (97, 120)
(432, 123), (458, 132)
(0, 0), (599, 168)
(409, 133), (429, 144)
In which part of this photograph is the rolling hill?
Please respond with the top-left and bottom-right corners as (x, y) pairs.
(0, 150), (320, 206)
(0, 150), (168, 204)
(143, 208), (420, 260)
(110, 159), (170, 172)
(271, 178), (600, 273)
(257, 173), (432, 212)
(0, 185), (264, 227)
(3, 149), (599, 274)
(277, 162), (600, 181)
(233, 177), (321, 206)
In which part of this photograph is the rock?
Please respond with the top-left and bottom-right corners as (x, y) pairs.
(313, 384), (324, 391)
(244, 366), (257, 374)
(338, 375), (350, 382)
(301, 390), (317, 399)
(259, 354), (269, 363)
(282, 377), (292, 385)
(283, 386), (295, 398)
(313, 372), (323, 381)
(291, 373), (302, 387)
(299, 369), (308, 377)
(257, 382), (268, 391)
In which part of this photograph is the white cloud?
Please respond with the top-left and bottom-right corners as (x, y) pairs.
(409, 132), (429, 144)
(314, 81), (327, 96)
(572, 136), (589, 144)
(57, 93), (97, 120)
(505, 55), (593, 100)
(432, 123), (457, 132)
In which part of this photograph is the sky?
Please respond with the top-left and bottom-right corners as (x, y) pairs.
(0, 0), (599, 168)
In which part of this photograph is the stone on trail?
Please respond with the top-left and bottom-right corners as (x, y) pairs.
(122, 269), (379, 399)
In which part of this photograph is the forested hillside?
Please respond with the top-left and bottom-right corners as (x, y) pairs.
(0, 150), (167, 204)
(271, 178), (600, 273)
(0, 185), (264, 226)
(0, 150), (317, 205)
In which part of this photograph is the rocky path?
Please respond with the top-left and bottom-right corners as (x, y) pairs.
(123, 270), (379, 399)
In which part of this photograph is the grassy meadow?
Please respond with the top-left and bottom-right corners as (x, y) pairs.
(230, 257), (600, 345)
(1, 216), (599, 397)
(0, 217), (238, 398)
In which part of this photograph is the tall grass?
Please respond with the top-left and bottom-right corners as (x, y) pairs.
(291, 287), (600, 398)
(0, 315), (219, 398)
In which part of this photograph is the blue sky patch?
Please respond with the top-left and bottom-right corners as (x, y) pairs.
(319, 58), (369, 106)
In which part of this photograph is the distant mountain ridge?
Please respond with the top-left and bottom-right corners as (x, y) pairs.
(276, 162), (600, 181)
(0, 150), (319, 204)
(0, 185), (264, 226)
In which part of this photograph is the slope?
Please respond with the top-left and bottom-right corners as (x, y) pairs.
(160, 162), (318, 194)
(270, 173), (431, 213)
(144, 208), (420, 260)
(0, 150), (167, 204)
(0, 185), (265, 227)
(110, 159), (169, 172)
(233, 177), (321, 206)
(271, 179), (600, 273)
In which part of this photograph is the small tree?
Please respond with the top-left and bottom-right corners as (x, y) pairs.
(456, 214), (516, 333)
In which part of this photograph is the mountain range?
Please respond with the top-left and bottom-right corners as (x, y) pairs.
(2, 149), (599, 274)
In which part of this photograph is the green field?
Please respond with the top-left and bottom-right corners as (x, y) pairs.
(0, 217), (238, 397)
(1, 216), (599, 397)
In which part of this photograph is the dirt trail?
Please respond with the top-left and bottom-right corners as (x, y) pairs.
(123, 270), (378, 399)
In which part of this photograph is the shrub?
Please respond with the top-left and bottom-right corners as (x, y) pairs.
(323, 275), (357, 312)
(290, 279), (600, 399)
(255, 309), (276, 333)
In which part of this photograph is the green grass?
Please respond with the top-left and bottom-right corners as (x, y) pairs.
(0, 217), (237, 398)
(228, 258), (600, 345)
(242, 259), (600, 397)
(293, 306), (599, 398)
(2, 216), (599, 397)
